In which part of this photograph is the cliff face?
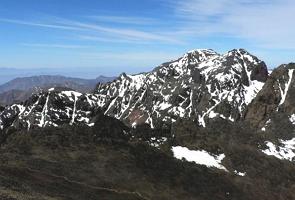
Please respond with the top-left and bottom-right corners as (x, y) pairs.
(245, 63), (295, 131)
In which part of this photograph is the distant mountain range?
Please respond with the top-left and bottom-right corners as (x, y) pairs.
(0, 75), (115, 105)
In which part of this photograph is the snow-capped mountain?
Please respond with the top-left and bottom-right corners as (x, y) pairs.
(0, 48), (269, 130)
(0, 87), (100, 130)
(95, 49), (268, 128)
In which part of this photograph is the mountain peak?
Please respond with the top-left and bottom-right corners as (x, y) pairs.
(0, 48), (270, 130)
(226, 49), (258, 61)
(93, 48), (269, 128)
(186, 48), (218, 55)
(182, 49), (219, 63)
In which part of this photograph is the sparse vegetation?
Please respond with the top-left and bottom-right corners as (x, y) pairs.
(0, 115), (294, 200)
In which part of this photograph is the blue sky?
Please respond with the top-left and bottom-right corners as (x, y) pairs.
(0, 0), (295, 79)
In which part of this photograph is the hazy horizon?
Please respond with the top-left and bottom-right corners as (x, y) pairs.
(0, 67), (123, 84)
(0, 47), (289, 84)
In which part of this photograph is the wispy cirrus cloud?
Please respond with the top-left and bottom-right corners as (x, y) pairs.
(170, 0), (295, 49)
(1, 0), (294, 72)
(87, 15), (156, 25)
(0, 18), (84, 31)
(77, 35), (151, 44)
(21, 43), (92, 49)
(60, 19), (181, 43)
(0, 16), (182, 44)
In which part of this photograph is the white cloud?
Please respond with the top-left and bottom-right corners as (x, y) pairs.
(174, 0), (233, 19)
(0, 17), (182, 44)
(2, 2), (294, 68)
(59, 19), (182, 43)
(172, 0), (295, 49)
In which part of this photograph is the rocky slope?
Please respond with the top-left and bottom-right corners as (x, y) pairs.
(96, 49), (268, 128)
(0, 89), (34, 106)
(0, 114), (294, 200)
(0, 88), (100, 130)
(245, 63), (295, 131)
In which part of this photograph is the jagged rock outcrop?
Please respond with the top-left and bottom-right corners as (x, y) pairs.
(95, 49), (268, 128)
(245, 63), (295, 131)
(0, 87), (100, 130)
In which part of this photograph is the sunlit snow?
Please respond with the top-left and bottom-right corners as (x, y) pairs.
(262, 138), (295, 161)
(289, 114), (295, 125)
(278, 69), (294, 107)
(234, 170), (246, 176)
(172, 146), (226, 170)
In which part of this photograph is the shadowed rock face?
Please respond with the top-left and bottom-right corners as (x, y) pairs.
(95, 49), (268, 128)
(250, 62), (268, 82)
(245, 63), (295, 129)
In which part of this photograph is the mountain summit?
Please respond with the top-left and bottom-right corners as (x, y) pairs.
(0, 49), (269, 130)
(96, 49), (268, 128)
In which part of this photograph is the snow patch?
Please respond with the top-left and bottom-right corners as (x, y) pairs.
(38, 93), (50, 127)
(261, 119), (271, 132)
(158, 102), (171, 111)
(88, 123), (95, 127)
(244, 80), (264, 105)
(234, 170), (246, 177)
(172, 146), (227, 170)
(278, 69), (294, 107)
(262, 139), (295, 161)
(289, 114), (295, 125)
(149, 137), (167, 148)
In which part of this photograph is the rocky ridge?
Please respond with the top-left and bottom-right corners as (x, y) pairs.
(0, 87), (100, 130)
(0, 48), (270, 130)
(96, 49), (268, 128)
